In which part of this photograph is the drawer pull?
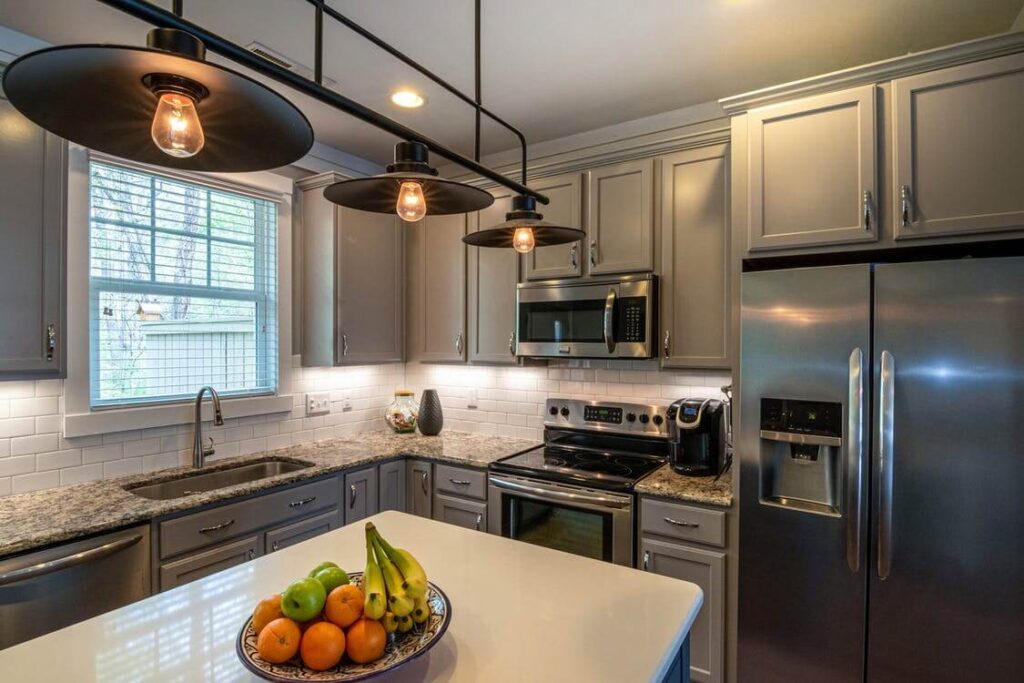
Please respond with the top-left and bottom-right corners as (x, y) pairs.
(664, 517), (699, 529)
(449, 478), (471, 486)
(289, 496), (317, 508)
(272, 541), (279, 552)
(199, 519), (235, 534)
(475, 513), (483, 531)
(642, 550), (650, 571)
(349, 484), (357, 508)
(421, 471), (429, 495)
(247, 548), (255, 560)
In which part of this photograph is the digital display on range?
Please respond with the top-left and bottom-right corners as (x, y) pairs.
(584, 406), (623, 424)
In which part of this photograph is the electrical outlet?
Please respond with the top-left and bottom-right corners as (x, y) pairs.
(306, 392), (331, 416)
(341, 393), (353, 411)
(467, 388), (478, 409)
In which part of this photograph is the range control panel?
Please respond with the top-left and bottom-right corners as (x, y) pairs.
(546, 398), (667, 435)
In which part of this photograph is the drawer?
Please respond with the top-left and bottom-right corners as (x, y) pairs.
(266, 509), (342, 554)
(158, 477), (338, 560)
(433, 492), (488, 532)
(640, 497), (726, 548)
(159, 535), (261, 591)
(433, 463), (487, 501)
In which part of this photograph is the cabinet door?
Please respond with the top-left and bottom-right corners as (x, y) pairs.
(433, 492), (487, 532)
(406, 214), (466, 362)
(747, 85), (877, 252)
(660, 144), (731, 369)
(406, 460), (432, 518)
(159, 535), (261, 592)
(585, 158), (654, 275)
(338, 209), (403, 363)
(639, 537), (725, 683)
(378, 460), (406, 513)
(892, 53), (1024, 240)
(343, 467), (378, 524)
(467, 190), (518, 363)
(524, 173), (584, 280)
(0, 94), (66, 378)
(266, 509), (341, 553)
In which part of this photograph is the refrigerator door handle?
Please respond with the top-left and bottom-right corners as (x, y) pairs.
(846, 348), (865, 573)
(877, 350), (896, 580)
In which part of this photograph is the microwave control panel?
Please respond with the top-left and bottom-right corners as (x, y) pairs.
(618, 297), (647, 342)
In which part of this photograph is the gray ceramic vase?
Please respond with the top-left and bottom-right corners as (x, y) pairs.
(417, 389), (444, 435)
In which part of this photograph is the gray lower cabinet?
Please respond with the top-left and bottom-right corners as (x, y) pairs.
(378, 459), (407, 512)
(433, 492), (487, 532)
(659, 144), (731, 370)
(524, 172), (584, 280)
(406, 460), (433, 518)
(586, 158), (655, 275)
(468, 190), (519, 364)
(344, 467), (379, 524)
(159, 535), (262, 592)
(406, 214), (467, 362)
(266, 509), (342, 554)
(0, 90), (66, 379)
(639, 537), (725, 683)
(892, 52), (1024, 240)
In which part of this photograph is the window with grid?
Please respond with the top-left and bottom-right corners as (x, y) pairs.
(88, 160), (278, 408)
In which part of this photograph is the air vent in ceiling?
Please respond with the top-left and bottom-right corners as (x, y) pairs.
(245, 41), (337, 88)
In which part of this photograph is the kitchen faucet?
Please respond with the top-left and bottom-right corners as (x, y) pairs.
(192, 386), (224, 469)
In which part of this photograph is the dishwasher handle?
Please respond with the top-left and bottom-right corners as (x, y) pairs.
(0, 534), (143, 587)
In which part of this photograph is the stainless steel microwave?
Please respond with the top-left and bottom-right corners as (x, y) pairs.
(516, 275), (656, 359)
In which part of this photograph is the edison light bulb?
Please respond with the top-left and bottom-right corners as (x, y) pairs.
(512, 226), (536, 254)
(396, 181), (427, 221)
(151, 93), (205, 158)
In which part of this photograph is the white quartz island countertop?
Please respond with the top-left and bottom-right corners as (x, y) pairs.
(0, 511), (702, 682)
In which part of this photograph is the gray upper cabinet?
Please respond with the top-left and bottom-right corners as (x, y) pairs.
(524, 173), (584, 280)
(892, 53), (1024, 240)
(0, 91), (66, 379)
(343, 467), (378, 524)
(378, 460), (406, 513)
(745, 85), (878, 252)
(297, 172), (403, 366)
(585, 158), (655, 275)
(660, 144), (731, 369)
(406, 214), (466, 362)
(467, 190), (518, 364)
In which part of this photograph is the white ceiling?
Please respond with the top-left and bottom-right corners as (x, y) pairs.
(1, 0), (1022, 168)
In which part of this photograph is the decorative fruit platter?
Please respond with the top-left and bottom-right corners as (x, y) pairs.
(236, 523), (451, 682)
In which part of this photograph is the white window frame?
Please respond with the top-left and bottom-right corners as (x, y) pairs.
(64, 145), (294, 437)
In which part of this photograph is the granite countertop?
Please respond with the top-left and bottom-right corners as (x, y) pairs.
(0, 430), (537, 558)
(635, 463), (734, 508)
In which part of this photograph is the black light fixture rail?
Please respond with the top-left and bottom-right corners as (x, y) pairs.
(97, 0), (548, 204)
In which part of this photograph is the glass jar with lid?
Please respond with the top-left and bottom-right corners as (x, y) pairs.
(385, 389), (419, 433)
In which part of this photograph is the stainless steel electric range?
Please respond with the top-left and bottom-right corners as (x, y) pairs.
(488, 398), (669, 566)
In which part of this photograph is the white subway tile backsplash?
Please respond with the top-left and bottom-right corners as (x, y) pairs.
(0, 381), (35, 399)
(0, 417), (36, 438)
(10, 433), (59, 456)
(36, 449), (82, 470)
(81, 443), (124, 464)
(103, 458), (142, 479)
(12, 470), (60, 494)
(0, 478), (10, 496)
(60, 464), (104, 485)
(9, 396), (58, 417)
(0, 455), (36, 478)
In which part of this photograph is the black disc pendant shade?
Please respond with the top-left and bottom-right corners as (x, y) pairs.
(323, 141), (495, 215)
(1, 28), (314, 172)
(462, 194), (585, 248)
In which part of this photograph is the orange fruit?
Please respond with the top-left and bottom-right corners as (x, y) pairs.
(324, 584), (364, 628)
(256, 617), (301, 664)
(252, 594), (284, 636)
(345, 617), (387, 664)
(300, 621), (346, 671)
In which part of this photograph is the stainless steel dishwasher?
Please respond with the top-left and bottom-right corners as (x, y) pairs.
(0, 525), (151, 649)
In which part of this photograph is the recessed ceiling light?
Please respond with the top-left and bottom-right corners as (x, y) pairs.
(390, 89), (425, 108)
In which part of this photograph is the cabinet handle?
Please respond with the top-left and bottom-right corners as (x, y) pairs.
(475, 513), (483, 530)
(569, 244), (578, 269)
(642, 550), (650, 571)
(199, 519), (235, 534)
(900, 185), (914, 228)
(349, 484), (357, 508)
(449, 478), (471, 486)
(248, 548), (255, 560)
(342, 333), (349, 356)
(272, 541), (279, 552)
(288, 496), (316, 508)
(589, 240), (598, 267)
(663, 517), (699, 528)
(455, 333), (463, 356)
(421, 471), (429, 495)
(508, 331), (516, 357)
(45, 323), (56, 362)
(862, 190), (873, 231)
(663, 330), (671, 359)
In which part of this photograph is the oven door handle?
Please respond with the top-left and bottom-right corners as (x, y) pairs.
(603, 288), (617, 353)
(489, 476), (630, 510)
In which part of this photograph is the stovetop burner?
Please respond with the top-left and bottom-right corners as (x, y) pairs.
(492, 443), (666, 491)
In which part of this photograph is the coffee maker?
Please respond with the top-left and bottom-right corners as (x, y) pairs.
(667, 397), (725, 476)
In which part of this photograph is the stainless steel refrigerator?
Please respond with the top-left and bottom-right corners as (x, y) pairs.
(737, 258), (1024, 682)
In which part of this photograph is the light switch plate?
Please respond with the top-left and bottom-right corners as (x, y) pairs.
(341, 394), (353, 411)
(467, 388), (478, 409)
(306, 392), (331, 416)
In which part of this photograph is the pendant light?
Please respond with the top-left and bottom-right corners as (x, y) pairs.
(323, 141), (494, 220)
(1, 28), (314, 172)
(462, 194), (585, 254)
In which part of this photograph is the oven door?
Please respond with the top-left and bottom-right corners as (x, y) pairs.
(487, 474), (634, 566)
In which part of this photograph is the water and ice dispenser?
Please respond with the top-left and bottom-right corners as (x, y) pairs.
(758, 398), (843, 516)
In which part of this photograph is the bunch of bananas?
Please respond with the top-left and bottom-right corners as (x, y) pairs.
(362, 522), (430, 634)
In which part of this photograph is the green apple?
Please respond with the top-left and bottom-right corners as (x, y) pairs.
(308, 561), (340, 578)
(281, 578), (326, 622)
(311, 565), (350, 594)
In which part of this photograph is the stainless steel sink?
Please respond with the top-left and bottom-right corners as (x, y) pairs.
(124, 459), (312, 500)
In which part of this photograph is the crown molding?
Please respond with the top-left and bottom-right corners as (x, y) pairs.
(720, 31), (1024, 114)
(294, 170), (347, 191)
